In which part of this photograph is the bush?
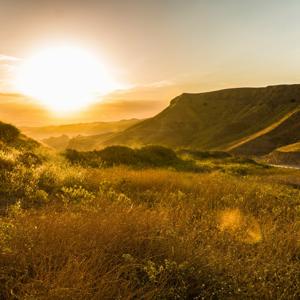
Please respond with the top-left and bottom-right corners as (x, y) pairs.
(97, 146), (137, 166)
(0, 122), (20, 143)
(18, 152), (43, 167)
(138, 145), (180, 167)
(178, 149), (232, 160)
(58, 185), (95, 205)
(64, 145), (184, 169)
(63, 149), (103, 167)
(0, 156), (15, 171)
(0, 164), (49, 208)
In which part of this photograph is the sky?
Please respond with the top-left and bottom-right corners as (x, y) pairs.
(1, 0), (300, 125)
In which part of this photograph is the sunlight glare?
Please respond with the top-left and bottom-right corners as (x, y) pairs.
(15, 46), (119, 114)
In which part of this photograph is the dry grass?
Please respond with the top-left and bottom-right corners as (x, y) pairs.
(1, 166), (300, 299)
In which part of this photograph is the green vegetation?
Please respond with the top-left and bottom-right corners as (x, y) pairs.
(0, 120), (300, 299)
(178, 149), (232, 159)
(63, 145), (196, 171)
(177, 149), (269, 176)
(0, 121), (20, 143)
(0, 121), (39, 151)
(63, 146), (268, 175)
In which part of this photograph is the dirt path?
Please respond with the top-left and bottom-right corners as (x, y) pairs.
(268, 163), (300, 170)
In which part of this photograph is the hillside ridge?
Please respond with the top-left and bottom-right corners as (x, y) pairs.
(227, 108), (300, 152)
(102, 84), (300, 154)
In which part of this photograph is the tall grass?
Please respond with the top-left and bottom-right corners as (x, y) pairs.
(0, 164), (300, 299)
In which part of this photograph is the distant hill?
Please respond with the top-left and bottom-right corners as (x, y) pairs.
(21, 119), (141, 151)
(66, 132), (116, 151)
(21, 119), (142, 140)
(103, 85), (300, 154)
(42, 135), (70, 151)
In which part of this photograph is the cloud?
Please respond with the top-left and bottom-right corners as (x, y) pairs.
(139, 80), (174, 88)
(129, 80), (174, 90)
(0, 54), (20, 62)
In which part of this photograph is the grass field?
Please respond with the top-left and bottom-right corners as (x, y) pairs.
(0, 140), (300, 299)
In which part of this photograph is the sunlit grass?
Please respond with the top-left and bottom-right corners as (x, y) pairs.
(0, 158), (300, 298)
(0, 127), (299, 298)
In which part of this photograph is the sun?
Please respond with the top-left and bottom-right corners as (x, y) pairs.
(15, 46), (118, 113)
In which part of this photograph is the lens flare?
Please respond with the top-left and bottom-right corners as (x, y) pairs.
(218, 208), (262, 244)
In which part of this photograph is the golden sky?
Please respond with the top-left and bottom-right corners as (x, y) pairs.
(1, 0), (300, 125)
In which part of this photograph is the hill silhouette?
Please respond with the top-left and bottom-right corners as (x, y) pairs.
(0, 121), (39, 151)
(103, 85), (300, 154)
(22, 119), (141, 151)
(22, 119), (141, 140)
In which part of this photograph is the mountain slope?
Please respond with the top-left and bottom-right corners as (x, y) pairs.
(103, 85), (300, 151)
(230, 109), (300, 155)
(277, 141), (300, 152)
(0, 121), (40, 151)
(264, 142), (300, 167)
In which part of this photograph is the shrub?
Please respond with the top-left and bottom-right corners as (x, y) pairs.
(18, 152), (43, 167)
(121, 255), (202, 299)
(63, 148), (84, 164)
(58, 185), (95, 205)
(0, 122), (20, 143)
(138, 145), (180, 167)
(63, 145), (189, 170)
(97, 146), (137, 166)
(226, 156), (259, 165)
(63, 149), (103, 167)
(178, 149), (232, 160)
(0, 156), (15, 171)
(0, 166), (49, 208)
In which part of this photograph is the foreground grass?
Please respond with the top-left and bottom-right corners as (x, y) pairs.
(1, 165), (300, 299)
